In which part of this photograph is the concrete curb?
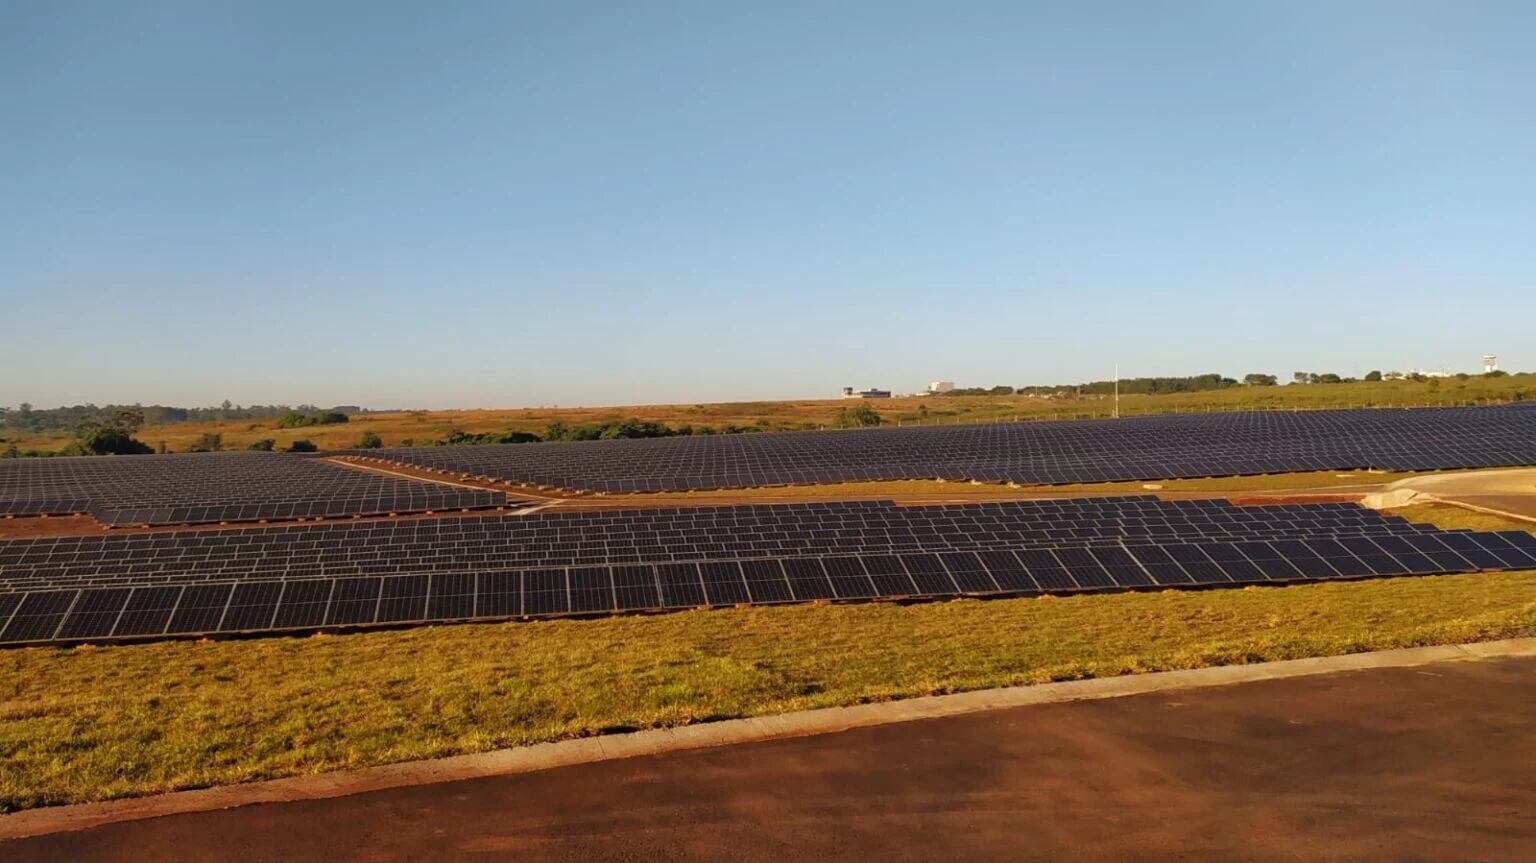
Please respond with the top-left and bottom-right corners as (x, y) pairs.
(5, 637), (1535, 840)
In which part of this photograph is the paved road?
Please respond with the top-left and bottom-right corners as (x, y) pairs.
(9, 655), (1536, 862)
(1374, 467), (1536, 520)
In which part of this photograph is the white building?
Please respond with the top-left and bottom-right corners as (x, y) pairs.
(928, 380), (955, 394)
(842, 387), (892, 399)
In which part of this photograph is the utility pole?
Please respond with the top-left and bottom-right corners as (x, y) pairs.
(1113, 363), (1120, 418)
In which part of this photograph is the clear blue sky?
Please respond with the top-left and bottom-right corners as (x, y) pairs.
(3, 1), (1532, 410)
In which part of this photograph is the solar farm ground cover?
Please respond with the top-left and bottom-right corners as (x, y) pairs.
(4, 562), (1535, 812)
(4, 496), (1534, 646)
(0, 452), (506, 526)
(344, 405), (1536, 493)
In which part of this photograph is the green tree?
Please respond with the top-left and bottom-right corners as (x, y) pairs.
(1364, 370), (1383, 382)
(834, 403), (883, 427)
(354, 431), (384, 449)
(75, 426), (154, 455)
(287, 439), (317, 453)
(1243, 373), (1277, 386)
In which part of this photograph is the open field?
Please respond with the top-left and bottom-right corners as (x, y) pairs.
(6, 375), (1533, 453)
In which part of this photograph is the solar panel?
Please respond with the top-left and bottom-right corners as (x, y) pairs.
(326, 577), (382, 626)
(339, 404), (1536, 493)
(860, 554), (918, 596)
(739, 559), (793, 603)
(698, 561), (750, 606)
(428, 572), (477, 621)
(782, 558), (838, 601)
(54, 588), (129, 640)
(168, 584), (233, 633)
(0, 451), (505, 525)
(655, 562), (706, 608)
(474, 572), (519, 618)
(2, 491), (1532, 646)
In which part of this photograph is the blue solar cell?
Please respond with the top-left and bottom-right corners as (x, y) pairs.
(740, 558), (794, 603)
(781, 558), (837, 601)
(477, 571), (522, 617)
(858, 555), (918, 596)
(897, 554), (958, 595)
(168, 584), (233, 634)
(56, 588), (131, 640)
(938, 552), (999, 593)
(655, 562), (706, 608)
(273, 580), (333, 628)
(612, 564), (661, 611)
(568, 567), (615, 614)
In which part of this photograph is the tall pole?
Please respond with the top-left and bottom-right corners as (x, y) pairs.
(1114, 363), (1120, 418)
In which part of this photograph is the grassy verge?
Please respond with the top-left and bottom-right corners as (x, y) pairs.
(606, 470), (1427, 503)
(4, 567), (1536, 812)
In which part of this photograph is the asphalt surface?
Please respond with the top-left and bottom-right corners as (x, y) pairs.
(1380, 467), (1536, 520)
(8, 655), (1536, 863)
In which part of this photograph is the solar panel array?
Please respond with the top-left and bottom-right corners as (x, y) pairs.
(0, 452), (505, 525)
(4, 496), (1533, 646)
(344, 404), (1536, 492)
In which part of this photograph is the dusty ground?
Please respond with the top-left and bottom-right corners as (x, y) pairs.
(7, 653), (1533, 862)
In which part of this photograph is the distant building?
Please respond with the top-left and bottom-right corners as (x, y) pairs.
(928, 380), (955, 394)
(1484, 355), (1499, 373)
(842, 387), (892, 399)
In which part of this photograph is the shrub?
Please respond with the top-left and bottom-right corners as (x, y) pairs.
(76, 427), (154, 455)
(247, 439), (275, 451)
(277, 411), (349, 429)
(185, 433), (223, 452)
(833, 403), (883, 428)
(286, 439), (317, 453)
(354, 431), (384, 449)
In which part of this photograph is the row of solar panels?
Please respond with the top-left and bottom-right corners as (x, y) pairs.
(5, 530), (1536, 646)
(0, 452), (506, 525)
(341, 404), (1536, 492)
(0, 500), (1444, 592)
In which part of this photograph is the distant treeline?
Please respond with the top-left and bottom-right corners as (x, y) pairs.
(939, 374), (1252, 397)
(385, 419), (777, 449)
(938, 371), (1517, 397)
(0, 402), (363, 435)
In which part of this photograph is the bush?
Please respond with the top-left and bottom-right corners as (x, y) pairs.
(833, 404), (883, 428)
(247, 439), (275, 451)
(185, 433), (223, 453)
(354, 431), (384, 449)
(1364, 370), (1383, 382)
(277, 411), (349, 429)
(75, 427), (155, 455)
(286, 439), (317, 453)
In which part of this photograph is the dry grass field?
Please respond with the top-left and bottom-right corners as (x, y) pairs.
(6, 374), (1533, 453)
(2, 504), (1531, 812)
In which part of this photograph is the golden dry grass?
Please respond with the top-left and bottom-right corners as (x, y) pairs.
(605, 470), (1425, 503)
